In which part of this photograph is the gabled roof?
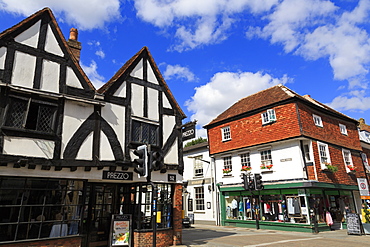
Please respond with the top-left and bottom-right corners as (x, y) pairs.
(98, 46), (186, 118)
(0, 7), (95, 91)
(204, 84), (356, 128)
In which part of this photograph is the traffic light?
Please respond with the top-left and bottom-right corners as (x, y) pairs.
(254, 173), (263, 190)
(133, 145), (148, 177)
(242, 173), (249, 190)
(149, 150), (164, 171)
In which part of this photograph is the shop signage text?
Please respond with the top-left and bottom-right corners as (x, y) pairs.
(103, 171), (133, 181)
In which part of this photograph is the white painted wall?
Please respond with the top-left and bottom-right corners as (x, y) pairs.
(163, 93), (172, 109)
(130, 59), (143, 79)
(14, 20), (40, 48)
(163, 115), (175, 142)
(45, 24), (64, 57)
(3, 137), (55, 158)
(40, 59), (59, 93)
(164, 139), (178, 164)
(0, 47), (6, 69)
(216, 140), (306, 185)
(147, 61), (158, 84)
(101, 102), (125, 160)
(148, 87), (159, 121)
(76, 132), (93, 160)
(113, 81), (127, 98)
(131, 84), (144, 117)
(66, 66), (83, 88)
(11, 51), (36, 88)
(62, 100), (94, 159)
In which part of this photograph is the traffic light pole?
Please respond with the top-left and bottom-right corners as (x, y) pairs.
(242, 172), (261, 230)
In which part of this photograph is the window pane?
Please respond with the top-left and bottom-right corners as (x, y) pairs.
(5, 98), (28, 128)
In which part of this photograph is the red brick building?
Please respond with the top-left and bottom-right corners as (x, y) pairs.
(205, 84), (367, 232)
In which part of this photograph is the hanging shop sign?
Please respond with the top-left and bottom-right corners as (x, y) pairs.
(110, 214), (132, 246)
(103, 171), (133, 181)
(182, 123), (196, 141)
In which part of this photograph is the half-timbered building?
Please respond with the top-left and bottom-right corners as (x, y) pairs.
(0, 8), (185, 247)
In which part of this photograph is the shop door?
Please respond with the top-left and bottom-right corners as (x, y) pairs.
(85, 184), (117, 247)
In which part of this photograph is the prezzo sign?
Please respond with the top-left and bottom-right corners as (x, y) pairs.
(103, 171), (133, 181)
(182, 124), (196, 141)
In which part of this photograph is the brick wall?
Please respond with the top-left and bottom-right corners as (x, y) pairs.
(208, 103), (301, 155)
(0, 237), (82, 247)
(133, 183), (183, 247)
(298, 102), (361, 150)
(310, 141), (366, 185)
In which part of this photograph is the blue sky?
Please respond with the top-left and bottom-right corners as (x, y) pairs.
(1, 0), (370, 137)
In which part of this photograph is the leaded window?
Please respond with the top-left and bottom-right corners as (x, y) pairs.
(4, 96), (57, 133)
(131, 120), (158, 145)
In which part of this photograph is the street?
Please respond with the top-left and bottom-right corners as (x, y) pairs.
(176, 224), (369, 247)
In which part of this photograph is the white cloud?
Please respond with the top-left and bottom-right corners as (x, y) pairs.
(328, 90), (370, 111)
(0, 0), (121, 30)
(134, 0), (278, 51)
(95, 50), (105, 59)
(163, 64), (197, 82)
(185, 71), (291, 129)
(81, 60), (105, 89)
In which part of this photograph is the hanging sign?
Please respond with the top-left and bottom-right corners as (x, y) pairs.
(110, 214), (132, 247)
(182, 123), (196, 141)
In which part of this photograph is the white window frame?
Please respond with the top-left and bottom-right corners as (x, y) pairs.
(194, 156), (204, 177)
(313, 114), (323, 127)
(342, 149), (354, 173)
(260, 149), (273, 166)
(261, 109), (276, 125)
(223, 156), (232, 174)
(240, 153), (251, 167)
(361, 153), (370, 172)
(339, 124), (347, 135)
(318, 142), (331, 169)
(194, 186), (205, 211)
(221, 126), (231, 141)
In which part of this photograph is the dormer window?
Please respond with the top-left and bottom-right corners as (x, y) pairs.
(313, 114), (323, 127)
(221, 126), (231, 141)
(261, 109), (276, 125)
(339, 124), (347, 135)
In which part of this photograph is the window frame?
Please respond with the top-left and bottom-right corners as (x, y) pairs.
(342, 149), (354, 172)
(313, 114), (323, 127)
(260, 149), (272, 166)
(303, 143), (312, 163)
(261, 109), (276, 125)
(221, 126), (231, 141)
(240, 152), (251, 167)
(194, 186), (205, 211)
(317, 142), (331, 169)
(193, 155), (204, 177)
(3, 95), (58, 134)
(223, 156), (232, 174)
(131, 119), (159, 145)
(339, 124), (347, 135)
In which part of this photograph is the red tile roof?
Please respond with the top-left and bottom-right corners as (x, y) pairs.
(204, 84), (356, 128)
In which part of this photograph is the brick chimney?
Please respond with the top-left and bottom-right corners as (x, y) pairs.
(67, 28), (81, 62)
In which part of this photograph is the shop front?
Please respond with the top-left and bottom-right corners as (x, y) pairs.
(219, 181), (360, 232)
(0, 175), (181, 247)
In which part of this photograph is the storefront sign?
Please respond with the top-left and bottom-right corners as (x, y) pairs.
(280, 158), (292, 162)
(346, 213), (363, 235)
(357, 178), (370, 196)
(110, 214), (132, 246)
(182, 124), (196, 141)
(103, 171), (133, 181)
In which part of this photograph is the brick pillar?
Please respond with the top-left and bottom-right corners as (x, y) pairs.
(172, 183), (183, 245)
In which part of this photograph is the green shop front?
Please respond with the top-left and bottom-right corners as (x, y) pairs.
(218, 181), (360, 232)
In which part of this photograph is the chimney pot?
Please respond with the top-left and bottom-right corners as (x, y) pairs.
(69, 28), (78, 41)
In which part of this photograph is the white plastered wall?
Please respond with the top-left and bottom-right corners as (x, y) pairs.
(130, 59), (143, 79)
(3, 137), (55, 158)
(14, 20), (40, 48)
(40, 59), (59, 93)
(147, 60), (158, 84)
(44, 24), (64, 56)
(76, 132), (93, 160)
(0, 47), (6, 70)
(164, 139), (178, 164)
(163, 92), (172, 109)
(100, 103), (126, 160)
(147, 87), (159, 121)
(163, 115), (175, 142)
(62, 100), (94, 159)
(131, 84), (144, 117)
(11, 51), (36, 88)
(113, 81), (126, 98)
(66, 66), (83, 89)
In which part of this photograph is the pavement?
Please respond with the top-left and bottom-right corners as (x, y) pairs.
(173, 224), (370, 247)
